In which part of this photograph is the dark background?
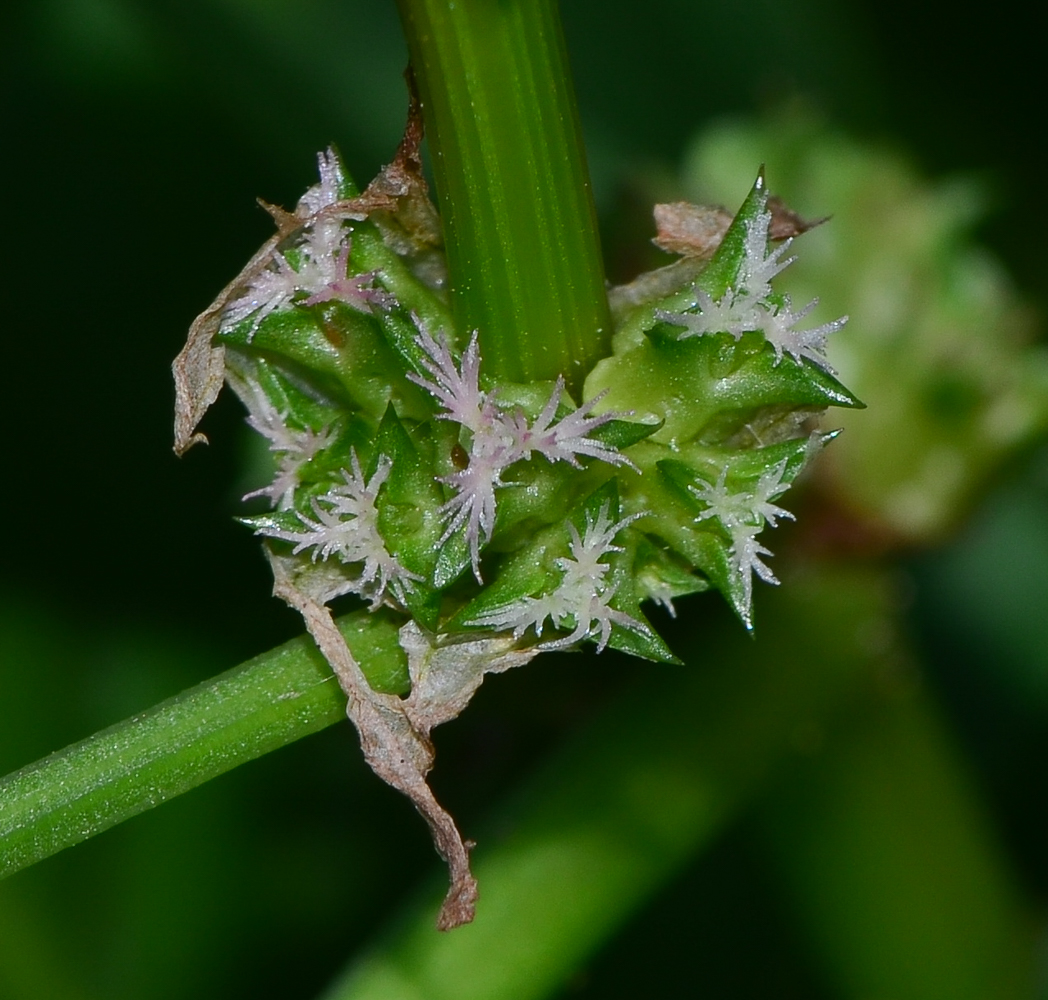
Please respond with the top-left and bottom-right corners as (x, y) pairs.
(1, 1), (1045, 997)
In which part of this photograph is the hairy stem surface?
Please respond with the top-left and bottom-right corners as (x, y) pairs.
(0, 611), (406, 880)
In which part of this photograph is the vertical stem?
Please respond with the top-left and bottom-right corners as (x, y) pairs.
(395, 0), (611, 394)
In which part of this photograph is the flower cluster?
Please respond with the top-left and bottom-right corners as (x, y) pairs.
(409, 320), (633, 579)
(657, 186), (847, 371)
(173, 132), (865, 930)
(188, 154), (857, 652)
(221, 151), (395, 339)
(689, 459), (795, 616)
(253, 450), (420, 609)
(466, 502), (647, 651)
(232, 376), (335, 510)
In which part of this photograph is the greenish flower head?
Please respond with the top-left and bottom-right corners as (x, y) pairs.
(179, 149), (860, 665)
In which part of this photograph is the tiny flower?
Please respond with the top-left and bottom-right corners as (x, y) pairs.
(254, 451), (420, 608)
(656, 287), (755, 341)
(408, 322), (494, 435)
(689, 460), (794, 531)
(657, 186), (846, 372)
(300, 240), (398, 313)
(232, 375), (335, 510)
(510, 378), (636, 470)
(758, 298), (848, 372)
(689, 459), (796, 617)
(435, 458), (504, 572)
(221, 145), (395, 339)
(467, 502), (648, 652)
(408, 320), (632, 580)
(243, 419), (336, 511)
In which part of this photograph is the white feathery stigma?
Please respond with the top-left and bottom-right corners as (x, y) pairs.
(657, 186), (847, 372)
(689, 459), (795, 616)
(221, 150), (395, 339)
(408, 317), (632, 580)
(253, 451), (420, 609)
(467, 502), (648, 652)
(229, 374), (335, 511)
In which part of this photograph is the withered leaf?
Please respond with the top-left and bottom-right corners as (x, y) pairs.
(651, 196), (825, 260)
(172, 233), (280, 456)
(767, 195), (827, 240)
(270, 554), (536, 930)
(652, 202), (734, 258)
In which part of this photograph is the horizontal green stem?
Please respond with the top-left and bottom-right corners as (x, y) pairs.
(321, 567), (896, 1000)
(0, 610), (407, 881)
(397, 0), (612, 393)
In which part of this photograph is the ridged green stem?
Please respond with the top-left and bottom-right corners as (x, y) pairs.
(395, 0), (611, 394)
(0, 611), (406, 880)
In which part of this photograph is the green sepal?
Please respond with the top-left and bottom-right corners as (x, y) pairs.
(447, 523), (564, 633)
(369, 405), (445, 629)
(643, 468), (748, 626)
(587, 415), (664, 451)
(603, 612), (681, 664)
(654, 434), (821, 627)
(488, 459), (587, 549)
(370, 307), (436, 382)
(586, 327), (861, 450)
(602, 555), (682, 665)
(237, 509), (304, 538)
(633, 535), (709, 609)
(695, 169), (770, 300)
(588, 167), (860, 459)
(348, 221), (457, 377)
(219, 303), (430, 425)
(229, 349), (344, 435)
(320, 143), (360, 200)
(433, 534), (472, 591)
(666, 432), (826, 494)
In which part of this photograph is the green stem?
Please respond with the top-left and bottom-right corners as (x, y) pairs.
(396, 0), (611, 393)
(0, 611), (406, 880)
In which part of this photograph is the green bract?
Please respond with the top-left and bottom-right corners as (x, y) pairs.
(173, 137), (860, 927)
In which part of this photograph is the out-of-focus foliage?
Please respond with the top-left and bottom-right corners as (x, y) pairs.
(682, 116), (1048, 542)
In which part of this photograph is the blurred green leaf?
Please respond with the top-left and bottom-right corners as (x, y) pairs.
(322, 567), (923, 1000)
